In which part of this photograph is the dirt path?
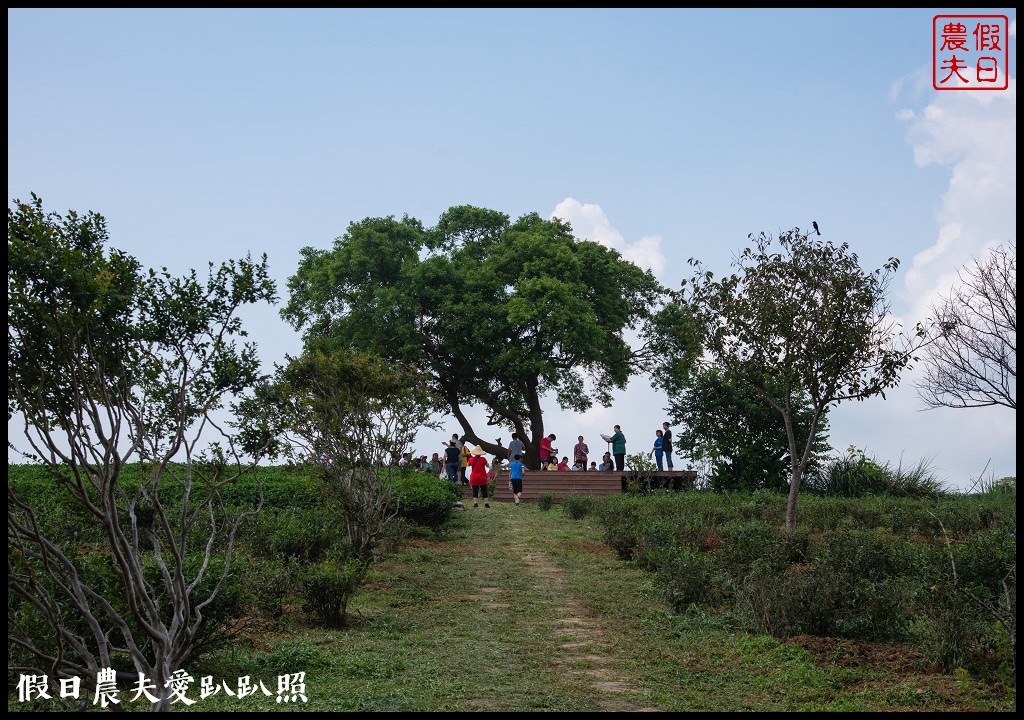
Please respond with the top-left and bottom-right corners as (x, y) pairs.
(520, 545), (660, 712)
(452, 502), (662, 711)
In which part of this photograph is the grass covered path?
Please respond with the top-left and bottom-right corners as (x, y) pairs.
(198, 501), (1013, 712)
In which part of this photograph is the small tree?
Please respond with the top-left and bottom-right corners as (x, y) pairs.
(8, 195), (277, 709)
(917, 241), (1016, 411)
(247, 346), (439, 559)
(681, 228), (925, 530)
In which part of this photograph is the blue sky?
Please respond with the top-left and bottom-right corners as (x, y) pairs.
(8, 8), (1016, 490)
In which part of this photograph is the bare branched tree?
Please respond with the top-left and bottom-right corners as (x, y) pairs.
(917, 241), (1016, 410)
(8, 195), (277, 710)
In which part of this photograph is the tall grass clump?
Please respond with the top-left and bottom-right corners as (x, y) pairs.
(806, 446), (947, 499)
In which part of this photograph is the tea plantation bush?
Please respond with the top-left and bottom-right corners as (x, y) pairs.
(561, 494), (597, 519)
(591, 487), (1016, 683)
(8, 463), (461, 654)
(391, 470), (461, 530)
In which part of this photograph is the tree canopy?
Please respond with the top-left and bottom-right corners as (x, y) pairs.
(281, 205), (668, 468)
(677, 227), (925, 529)
(667, 366), (829, 493)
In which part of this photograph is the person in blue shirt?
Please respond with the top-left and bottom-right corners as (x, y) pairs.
(509, 454), (525, 505)
(650, 429), (664, 471)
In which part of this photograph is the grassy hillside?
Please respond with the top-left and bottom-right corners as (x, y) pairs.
(8, 464), (1015, 711)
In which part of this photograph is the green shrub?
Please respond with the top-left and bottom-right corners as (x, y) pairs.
(561, 494), (596, 519)
(587, 487), (1015, 682)
(393, 471), (460, 530)
(658, 547), (723, 609)
(299, 556), (370, 628)
(246, 506), (336, 561)
(236, 556), (297, 622)
(596, 496), (644, 559)
(624, 453), (660, 493)
(798, 529), (923, 641)
(8, 466), (108, 545)
(537, 491), (555, 511)
(218, 466), (324, 509)
(9, 548), (246, 674)
(714, 519), (788, 575)
(917, 522), (1017, 680)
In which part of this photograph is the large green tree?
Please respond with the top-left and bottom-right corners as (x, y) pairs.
(667, 367), (830, 493)
(679, 228), (925, 530)
(282, 205), (667, 468)
(8, 194), (277, 709)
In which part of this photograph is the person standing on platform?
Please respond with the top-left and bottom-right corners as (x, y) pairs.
(509, 454), (525, 505)
(662, 422), (675, 470)
(467, 445), (491, 508)
(507, 432), (526, 469)
(610, 425), (627, 472)
(443, 441), (460, 483)
(650, 429), (665, 471)
(539, 433), (557, 470)
(573, 435), (589, 470)
(459, 435), (471, 485)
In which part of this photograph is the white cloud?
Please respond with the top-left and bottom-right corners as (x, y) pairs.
(897, 77), (1016, 330)
(550, 197), (666, 277)
(841, 74), (1019, 489)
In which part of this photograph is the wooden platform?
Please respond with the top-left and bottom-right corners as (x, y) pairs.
(486, 469), (697, 503)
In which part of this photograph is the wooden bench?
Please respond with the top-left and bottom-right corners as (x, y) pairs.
(487, 469), (697, 503)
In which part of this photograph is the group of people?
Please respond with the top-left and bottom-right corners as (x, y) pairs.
(400, 452), (443, 474)
(537, 429), (623, 471)
(435, 433), (524, 508)
(649, 421), (675, 471)
(412, 422), (677, 506)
